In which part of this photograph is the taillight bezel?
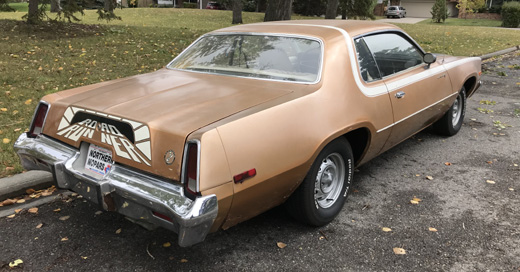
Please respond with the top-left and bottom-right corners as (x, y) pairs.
(28, 101), (50, 138)
(181, 139), (201, 200)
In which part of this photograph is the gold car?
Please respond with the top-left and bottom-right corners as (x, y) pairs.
(14, 20), (481, 246)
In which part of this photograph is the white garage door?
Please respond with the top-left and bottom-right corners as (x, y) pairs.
(401, 1), (435, 18)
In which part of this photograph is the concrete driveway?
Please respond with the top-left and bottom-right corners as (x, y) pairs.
(377, 17), (427, 24)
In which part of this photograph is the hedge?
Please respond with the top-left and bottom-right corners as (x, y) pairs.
(502, 1), (520, 28)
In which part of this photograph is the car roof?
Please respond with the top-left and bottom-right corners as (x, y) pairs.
(211, 20), (399, 40)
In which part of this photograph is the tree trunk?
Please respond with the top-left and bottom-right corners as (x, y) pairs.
(50, 0), (60, 12)
(325, 0), (339, 19)
(264, 0), (292, 21)
(105, 0), (114, 11)
(232, 0), (243, 24)
(27, 0), (39, 24)
(341, 0), (347, 19)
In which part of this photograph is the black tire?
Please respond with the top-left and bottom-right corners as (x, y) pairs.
(433, 87), (467, 136)
(285, 138), (354, 227)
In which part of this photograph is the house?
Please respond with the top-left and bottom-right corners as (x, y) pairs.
(378, 0), (459, 18)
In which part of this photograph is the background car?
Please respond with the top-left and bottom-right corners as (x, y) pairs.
(386, 6), (406, 18)
(14, 20), (481, 246)
(206, 1), (224, 9)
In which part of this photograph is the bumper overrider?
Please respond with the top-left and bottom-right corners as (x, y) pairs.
(14, 133), (218, 247)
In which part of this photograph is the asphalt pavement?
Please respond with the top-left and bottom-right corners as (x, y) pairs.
(0, 52), (519, 271)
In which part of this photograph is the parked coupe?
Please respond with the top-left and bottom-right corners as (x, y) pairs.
(14, 20), (481, 246)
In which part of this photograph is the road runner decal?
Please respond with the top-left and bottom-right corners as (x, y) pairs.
(57, 106), (152, 166)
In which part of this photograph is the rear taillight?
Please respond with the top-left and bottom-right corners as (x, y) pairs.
(183, 141), (200, 200)
(28, 102), (49, 138)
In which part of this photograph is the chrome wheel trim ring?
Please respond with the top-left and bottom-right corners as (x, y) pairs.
(452, 93), (462, 125)
(314, 153), (345, 209)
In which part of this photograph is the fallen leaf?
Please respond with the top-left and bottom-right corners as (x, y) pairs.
(53, 208), (61, 212)
(486, 161), (493, 164)
(514, 164), (518, 167)
(277, 242), (287, 249)
(28, 207), (38, 214)
(415, 174), (421, 177)
(444, 162), (452, 166)
(393, 247), (406, 255)
(7, 214), (15, 218)
(426, 176), (434, 180)
(16, 199), (26, 204)
(508, 188), (514, 191)
(429, 227), (438, 232)
(180, 259), (188, 263)
(319, 236), (325, 240)
(81, 256), (88, 260)
(486, 180), (496, 184)
(24, 99), (32, 105)
(95, 211), (103, 215)
(382, 227), (392, 232)
(59, 216), (70, 221)
(5, 166), (14, 171)
(0, 108), (6, 112)
(2, 138), (10, 144)
(41, 190), (53, 196)
(2, 199), (14, 206)
(14, 209), (22, 213)
(410, 197), (422, 204)
(71, 193), (78, 197)
(115, 228), (122, 234)
(26, 188), (35, 194)
(61, 237), (69, 241)
(9, 259), (23, 268)
(36, 223), (43, 229)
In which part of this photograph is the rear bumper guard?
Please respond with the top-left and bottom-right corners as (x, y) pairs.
(14, 133), (217, 247)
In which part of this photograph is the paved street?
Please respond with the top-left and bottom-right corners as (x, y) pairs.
(1, 53), (519, 271)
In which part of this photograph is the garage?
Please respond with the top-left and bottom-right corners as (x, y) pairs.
(400, 0), (435, 18)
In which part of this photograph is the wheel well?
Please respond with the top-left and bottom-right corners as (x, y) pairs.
(343, 128), (369, 166)
(464, 77), (477, 96)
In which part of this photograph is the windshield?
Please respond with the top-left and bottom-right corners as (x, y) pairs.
(167, 34), (322, 83)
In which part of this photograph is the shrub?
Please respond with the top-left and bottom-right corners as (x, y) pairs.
(502, 1), (520, 28)
(183, 2), (197, 8)
(431, 0), (449, 23)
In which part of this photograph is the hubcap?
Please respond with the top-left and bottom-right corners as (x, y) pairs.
(314, 153), (345, 209)
(452, 93), (462, 125)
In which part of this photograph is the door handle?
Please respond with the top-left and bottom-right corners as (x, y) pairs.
(395, 91), (405, 99)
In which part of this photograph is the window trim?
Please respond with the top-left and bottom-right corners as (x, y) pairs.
(353, 30), (427, 81)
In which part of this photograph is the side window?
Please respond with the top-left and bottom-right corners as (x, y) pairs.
(354, 38), (381, 82)
(362, 33), (423, 78)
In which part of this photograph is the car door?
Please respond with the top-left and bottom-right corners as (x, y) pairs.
(361, 32), (453, 149)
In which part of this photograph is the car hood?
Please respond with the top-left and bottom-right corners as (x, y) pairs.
(42, 69), (298, 180)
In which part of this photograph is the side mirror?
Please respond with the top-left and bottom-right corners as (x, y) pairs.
(423, 53), (436, 69)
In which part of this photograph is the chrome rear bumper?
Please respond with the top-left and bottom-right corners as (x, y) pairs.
(14, 133), (217, 247)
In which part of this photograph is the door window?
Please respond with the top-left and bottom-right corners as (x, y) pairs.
(362, 33), (423, 78)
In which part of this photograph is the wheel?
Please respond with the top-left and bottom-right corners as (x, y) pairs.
(433, 87), (466, 136)
(285, 138), (354, 227)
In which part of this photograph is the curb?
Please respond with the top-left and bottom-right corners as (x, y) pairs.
(0, 45), (519, 202)
(0, 171), (54, 201)
(480, 45), (520, 60)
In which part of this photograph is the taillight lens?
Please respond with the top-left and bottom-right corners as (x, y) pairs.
(28, 102), (49, 138)
(183, 142), (199, 199)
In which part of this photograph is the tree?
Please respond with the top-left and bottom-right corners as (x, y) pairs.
(325, 0), (339, 19)
(457, 0), (485, 19)
(431, 0), (448, 23)
(264, 0), (292, 21)
(232, 0), (243, 24)
(25, 0), (120, 24)
(0, 0), (15, 12)
(344, 0), (376, 19)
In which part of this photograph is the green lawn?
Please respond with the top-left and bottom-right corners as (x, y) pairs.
(0, 8), (519, 177)
(7, 2), (50, 12)
(418, 18), (503, 27)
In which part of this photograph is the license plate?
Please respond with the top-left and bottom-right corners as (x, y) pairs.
(84, 144), (113, 178)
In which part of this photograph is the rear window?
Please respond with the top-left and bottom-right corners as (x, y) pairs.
(389, 7), (397, 10)
(167, 34), (322, 83)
